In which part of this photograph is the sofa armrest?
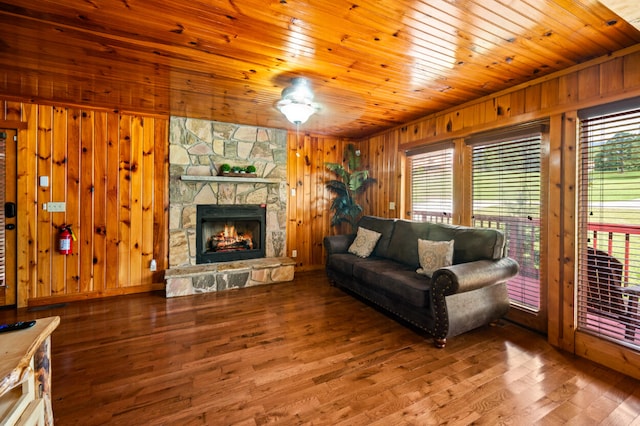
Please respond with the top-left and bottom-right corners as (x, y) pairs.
(323, 234), (356, 255)
(431, 257), (519, 296)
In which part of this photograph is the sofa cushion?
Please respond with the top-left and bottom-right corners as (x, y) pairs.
(353, 263), (431, 308)
(454, 228), (504, 262)
(357, 216), (396, 258)
(352, 258), (408, 283)
(429, 224), (505, 263)
(417, 239), (454, 277)
(379, 270), (432, 308)
(386, 220), (432, 267)
(348, 226), (382, 258)
(326, 253), (375, 276)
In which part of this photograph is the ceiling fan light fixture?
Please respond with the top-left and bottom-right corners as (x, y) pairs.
(277, 77), (317, 124)
(278, 101), (316, 124)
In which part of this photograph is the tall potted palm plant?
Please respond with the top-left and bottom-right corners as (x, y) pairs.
(325, 144), (376, 232)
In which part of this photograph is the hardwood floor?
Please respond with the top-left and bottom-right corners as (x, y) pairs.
(2, 271), (640, 425)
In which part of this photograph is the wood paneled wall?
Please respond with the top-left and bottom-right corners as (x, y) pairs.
(0, 101), (169, 307)
(355, 44), (640, 379)
(285, 133), (346, 271)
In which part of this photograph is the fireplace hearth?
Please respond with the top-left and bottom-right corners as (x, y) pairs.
(196, 204), (266, 264)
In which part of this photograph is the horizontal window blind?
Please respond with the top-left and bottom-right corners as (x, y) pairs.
(472, 135), (541, 312)
(578, 105), (640, 348)
(409, 147), (453, 223)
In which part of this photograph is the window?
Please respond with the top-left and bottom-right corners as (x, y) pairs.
(409, 145), (453, 223)
(471, 129), (543, 312)
(578, 101), (640, 348)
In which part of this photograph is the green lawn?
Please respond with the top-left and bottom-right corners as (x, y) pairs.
(588, 170), (640, 201)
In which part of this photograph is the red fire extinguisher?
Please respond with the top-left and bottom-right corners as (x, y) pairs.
(58, 225), (76, 255)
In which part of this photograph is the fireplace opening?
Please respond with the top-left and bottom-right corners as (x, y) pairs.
(196, 204), (266, 264)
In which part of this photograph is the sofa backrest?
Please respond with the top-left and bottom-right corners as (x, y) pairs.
(429, 222), (506, 264)
(385, 220), (431, 267)
(383, 219), (506, 268)
(356, 215), (396, 258)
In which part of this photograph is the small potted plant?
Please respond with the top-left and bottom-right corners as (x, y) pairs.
(246, 165), (256, 175)
(220, 163), (231, 174)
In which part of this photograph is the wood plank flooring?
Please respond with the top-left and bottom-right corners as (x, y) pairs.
(2, 271), (640, 425)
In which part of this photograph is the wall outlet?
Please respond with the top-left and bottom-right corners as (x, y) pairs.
(389, 201), (396, 210)
(150, 259), (157, 271)
(292, 250), (297, 258)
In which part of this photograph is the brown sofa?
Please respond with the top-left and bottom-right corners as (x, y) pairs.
(323, 216), (519, 347)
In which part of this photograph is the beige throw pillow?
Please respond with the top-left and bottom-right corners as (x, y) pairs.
(348, 227), (382, 258)
(416, 239), (454, 277)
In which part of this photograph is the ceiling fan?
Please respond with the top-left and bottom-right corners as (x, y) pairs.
(276, 77), (321, 125)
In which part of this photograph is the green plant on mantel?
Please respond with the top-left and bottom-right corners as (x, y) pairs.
(325, 144), (376, 232)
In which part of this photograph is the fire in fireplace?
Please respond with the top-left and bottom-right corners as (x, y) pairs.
(196, 204), (266, 264)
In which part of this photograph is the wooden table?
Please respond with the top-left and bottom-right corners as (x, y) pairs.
(0, 316), (60, 425)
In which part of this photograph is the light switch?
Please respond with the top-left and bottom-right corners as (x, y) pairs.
(39, 176), (49, 187)
(47, 202), (66, 212)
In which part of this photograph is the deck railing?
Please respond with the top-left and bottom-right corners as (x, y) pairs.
(588, 223), (640, 287)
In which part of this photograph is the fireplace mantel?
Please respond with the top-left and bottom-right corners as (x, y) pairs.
(180, 175), (281, 184)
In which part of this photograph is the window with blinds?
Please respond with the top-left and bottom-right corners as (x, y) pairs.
(409, 146), (453, 223)
(471, 133), (542, 312)
(578, 101), (640, 348)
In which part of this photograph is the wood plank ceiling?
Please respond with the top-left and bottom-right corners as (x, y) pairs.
(1, 0), (639, 138)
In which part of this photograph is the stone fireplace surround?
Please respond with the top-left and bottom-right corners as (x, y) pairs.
(165, 117), (294, 297)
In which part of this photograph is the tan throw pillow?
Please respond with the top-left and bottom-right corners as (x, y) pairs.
(348, 227), (382, 258)
(416, 239), (454, 277)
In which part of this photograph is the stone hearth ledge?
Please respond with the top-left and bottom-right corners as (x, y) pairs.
(164, 257), (295, 297)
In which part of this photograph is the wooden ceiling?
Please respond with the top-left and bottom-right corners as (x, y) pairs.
(1, 1), (640, 138)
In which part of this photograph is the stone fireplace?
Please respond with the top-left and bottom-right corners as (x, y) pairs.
(165, 117), (294, 297)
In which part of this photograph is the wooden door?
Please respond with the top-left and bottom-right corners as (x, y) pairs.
(0, 129), (17, 306)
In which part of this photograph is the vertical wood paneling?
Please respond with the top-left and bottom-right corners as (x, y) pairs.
(105, 112), (120, 290)
(1, 100), (168, 306)
(93, 111), (108, 293)
(36, 106), (53, 298)
(510, 89), (526, 116)
(17, 104), (38, 307)
(5, 102), (21, 121)
(561, 111), (578, 352)
(577, 67), (600, 101)
(286, 132), (345, 271)
(66, 109), (81, 294)
(286, 132), (298, 263)
(300, 134), (312, 267)
(80, 110), (95, 293)
(623, 51), (640, 88)
(152, 119), (168, 281)
(118, 116), (132, 288)
(310, 137), (325, 266)
(546, 113), (564, 347)
(51, 107), (67, 296)
(141, 117), (155, 285)
(540, 79), (560, 109)
(129, 117), (143, 286)
(600, 58), (624, 95)
(525, 85), (542, 113)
